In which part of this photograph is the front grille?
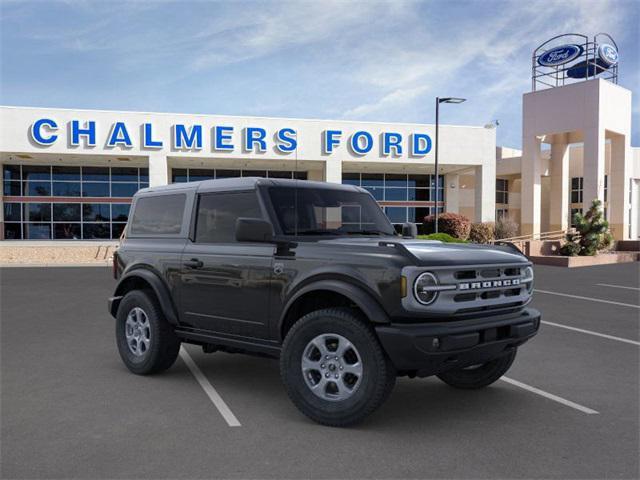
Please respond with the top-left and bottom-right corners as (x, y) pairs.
(402, 263), (533, 318)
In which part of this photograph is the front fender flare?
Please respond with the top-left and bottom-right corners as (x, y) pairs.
(279, 279), (390, 335)
(111, 268), (179, 325)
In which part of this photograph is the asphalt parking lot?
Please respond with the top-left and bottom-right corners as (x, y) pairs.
(1, 263), (639, 479)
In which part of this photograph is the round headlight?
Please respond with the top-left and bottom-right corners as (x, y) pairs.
(414, 272), (439, 305)
(524, 266), (534, 293)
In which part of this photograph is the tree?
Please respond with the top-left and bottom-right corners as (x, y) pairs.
(560, 199), (613, 256)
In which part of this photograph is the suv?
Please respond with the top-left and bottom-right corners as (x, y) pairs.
(109, 178), (540, 426)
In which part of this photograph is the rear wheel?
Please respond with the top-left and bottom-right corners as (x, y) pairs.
(280, 308), (395, 427)
(116, 290), (180, 375)
(436, 348), (517, 389)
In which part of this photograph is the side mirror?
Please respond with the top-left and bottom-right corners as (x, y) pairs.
(401, 222), (417, 238)
(236, 217), (273, 243)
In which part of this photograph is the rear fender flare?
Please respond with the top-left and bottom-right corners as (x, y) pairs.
(112, 268), (179, 325)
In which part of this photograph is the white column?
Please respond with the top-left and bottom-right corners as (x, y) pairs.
(609, 134), (631, 240)
(521, 135), (542, 236)
(445, 173), (459, 213)
(582, 126), (605, 211)
(549, 135), (570, 232)
(324, 158), (342, 184)
(474, 163), (495, 223)
(148, 153), (169, 187)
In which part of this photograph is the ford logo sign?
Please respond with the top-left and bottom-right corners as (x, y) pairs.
(598, 43), (618, 66)
(538, 44), (583, 67)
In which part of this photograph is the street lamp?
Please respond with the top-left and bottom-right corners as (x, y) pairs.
(434, 97), (466, 233)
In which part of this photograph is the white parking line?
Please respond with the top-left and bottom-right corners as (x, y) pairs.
(596, 283), (640, 291)
(501, 376), (599, 415)
(542, 320), (640, 346)
(179, 347), (242, 427)
(534, 289), (640, 309)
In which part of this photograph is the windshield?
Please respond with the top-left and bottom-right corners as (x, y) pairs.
(267, 186), (396, 236)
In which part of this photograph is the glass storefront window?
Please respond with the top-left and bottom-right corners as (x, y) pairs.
(26, 203), (51, 222)
(53, 204), (81, 222)
(22, 165), (51, 181)
(111, 204), (130, 222)
(52, 182), (81, 197)
(110, 167), (138, 182)
(188, 169), (216, 180)
(82, 182), (110, 197)
(54, 223), (81, 239)
(3, 181), (21, 196)
(52, 166), (80, 181)
(4, 223), (22, 239)
(215, 169), (241, 179)
(2, 164), (144, 240)
(3, 164), (21, 181)
(82, 167), (110, 182)
(4, 202), (21, 221)
(112, 223), (127, 239)
(111, 183), (139, 197)
(26, 181), (51, 196)
(384, 207), (407, 223)
(83, 203), (110, 222)
(83, 223), (110, 239)
(24, 223), (51, 239)
(361, 174), (384, 187)
(385, 188), (408, 201)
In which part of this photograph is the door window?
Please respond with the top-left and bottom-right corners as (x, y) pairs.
(195, 191), (262, 243)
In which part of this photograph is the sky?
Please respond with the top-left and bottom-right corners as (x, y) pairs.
(1, 0), (638, 148)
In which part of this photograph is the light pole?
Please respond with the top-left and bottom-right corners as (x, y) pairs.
(434, 96), (466, 233)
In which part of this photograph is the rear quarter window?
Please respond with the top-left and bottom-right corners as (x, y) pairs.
(129, 193), (186, 235)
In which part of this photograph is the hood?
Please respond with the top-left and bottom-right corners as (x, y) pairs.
(318, 237), (528, 266)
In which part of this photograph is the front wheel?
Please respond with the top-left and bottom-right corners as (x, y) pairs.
(280, 308), (396, 427)
(436, 349), (517, 389)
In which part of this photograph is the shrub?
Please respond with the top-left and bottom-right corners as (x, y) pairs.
(422, 212), (471, 240)
(495, 217), (519, 239)
(417, 233), (468, 243)
(559, 199), (613, 256)
(469, 222), (495, 244)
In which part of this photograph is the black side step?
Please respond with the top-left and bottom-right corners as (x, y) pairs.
(175, 328), (281, 357)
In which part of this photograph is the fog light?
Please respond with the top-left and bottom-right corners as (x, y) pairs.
(432, 338), (440, 349)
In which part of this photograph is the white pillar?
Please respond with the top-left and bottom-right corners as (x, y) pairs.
(521, 135), (542, 236)
(609, 134), (631, 240)
(148, 153), (169, 187)
(474, 163), (495, 223)
(445, 173), (459, 213)
(549, 135), (570, 232)
(582, 126), (605, 211)
(324, 159), (342, 184)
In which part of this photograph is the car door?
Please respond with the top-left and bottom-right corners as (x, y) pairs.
(177, 189), (274, 339)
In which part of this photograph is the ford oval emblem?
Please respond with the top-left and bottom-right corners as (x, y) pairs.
(538, 44), (583, 67)
(598, 43), (618, 66)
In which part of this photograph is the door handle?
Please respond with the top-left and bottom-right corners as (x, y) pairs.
(184, 258), (204, 269)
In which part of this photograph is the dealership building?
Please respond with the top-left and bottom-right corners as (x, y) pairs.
(1, 35), (638, 242)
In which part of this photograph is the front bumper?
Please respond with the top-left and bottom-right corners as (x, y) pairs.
(375, 308), (541, 377)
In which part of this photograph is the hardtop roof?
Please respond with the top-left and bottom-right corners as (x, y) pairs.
(135, 177), (363, 196)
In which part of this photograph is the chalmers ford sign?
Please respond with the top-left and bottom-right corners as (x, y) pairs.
(29, 118), (434, 157)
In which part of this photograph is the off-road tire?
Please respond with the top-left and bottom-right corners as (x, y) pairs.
(116, 289), (180, 375)
(280, 307), (396, 427)
(436, 348), (517, 389)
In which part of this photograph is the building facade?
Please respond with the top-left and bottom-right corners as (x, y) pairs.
(0, 106), (497, 240)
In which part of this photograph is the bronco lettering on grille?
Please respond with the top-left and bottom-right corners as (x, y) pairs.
(458, 279), (521, 290)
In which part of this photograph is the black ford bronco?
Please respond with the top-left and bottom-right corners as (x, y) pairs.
(109, 178), (540, 426)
